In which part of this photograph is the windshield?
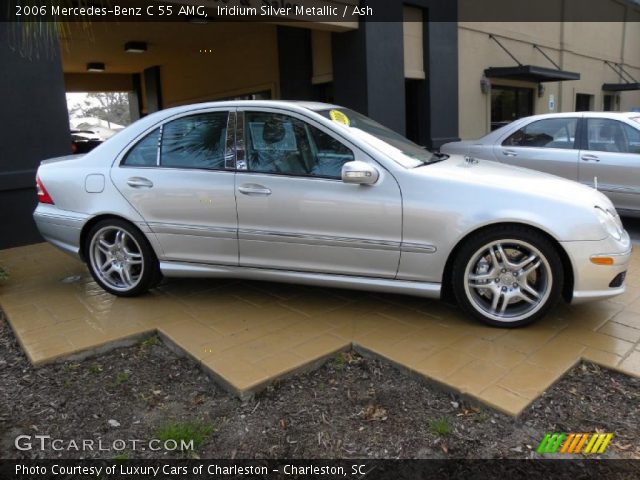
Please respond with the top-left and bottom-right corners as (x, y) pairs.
(316, 108), (443, 167)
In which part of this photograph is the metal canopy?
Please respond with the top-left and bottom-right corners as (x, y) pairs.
(484, 65), (581, 83)
(486, 35), (581, 83)
(602, 82), (640, 92)
(603, 61), (640, 92)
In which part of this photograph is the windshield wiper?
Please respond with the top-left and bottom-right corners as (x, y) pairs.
(414, 152), (449, 167)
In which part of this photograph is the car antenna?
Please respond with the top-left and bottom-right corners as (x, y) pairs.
(594, 176), (598, 191)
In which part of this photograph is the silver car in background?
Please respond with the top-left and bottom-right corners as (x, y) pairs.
(34, 101), (631, 327)
(441, 112), (640, 217)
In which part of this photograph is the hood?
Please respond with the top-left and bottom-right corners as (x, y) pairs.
(439, 140), (477, 156)
(412, 155), (615, 211)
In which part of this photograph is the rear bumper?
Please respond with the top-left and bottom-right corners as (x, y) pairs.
(561, 232), (632, 304)
(33, 204), (88, 260)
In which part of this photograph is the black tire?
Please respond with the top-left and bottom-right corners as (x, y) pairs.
(84, 218), (161, 297)
(451, 225), (564, 328)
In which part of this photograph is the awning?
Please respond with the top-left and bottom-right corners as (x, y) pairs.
(484, 65), (581, 83)
(603, 82), (640, 92)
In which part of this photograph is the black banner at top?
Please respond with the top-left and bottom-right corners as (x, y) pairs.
(2, 0), (640, 23)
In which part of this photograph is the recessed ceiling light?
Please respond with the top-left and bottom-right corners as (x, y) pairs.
(124, 41), (147, 53)
(86, 62), (105, 72)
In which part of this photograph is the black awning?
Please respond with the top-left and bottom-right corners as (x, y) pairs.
(603, 82), (640, 92)
(484, 65), (581, 83)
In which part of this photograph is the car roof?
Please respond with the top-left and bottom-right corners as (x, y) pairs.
(519, 111), (639, 121)
(157, 100), (340, 117)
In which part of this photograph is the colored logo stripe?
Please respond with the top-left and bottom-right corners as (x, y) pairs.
(584, 433), (614, 454)
(538, 433), (614, 455)
(537, 433), (566, 454)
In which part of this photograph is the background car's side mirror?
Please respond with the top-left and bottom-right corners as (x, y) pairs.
(341, 161), (379, 185)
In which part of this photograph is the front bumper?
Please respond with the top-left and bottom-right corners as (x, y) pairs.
(33, 204), (88, 260)
(561, 231), (632, 304)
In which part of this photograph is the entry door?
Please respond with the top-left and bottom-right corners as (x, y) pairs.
(579, 117), (640, 212)
(494, 116), (580, 180)
(110, 109), (239, 265)
(234, 109), (402, 278)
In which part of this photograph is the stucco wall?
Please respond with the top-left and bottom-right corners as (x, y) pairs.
(458, 16), (640, 140)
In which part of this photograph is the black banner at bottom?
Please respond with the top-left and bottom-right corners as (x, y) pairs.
(2, 459), (639, 480)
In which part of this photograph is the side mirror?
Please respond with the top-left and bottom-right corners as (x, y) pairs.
(341, 161), (379, 185)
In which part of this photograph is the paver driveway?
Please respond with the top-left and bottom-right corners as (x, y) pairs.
(1, 243), (639, 415)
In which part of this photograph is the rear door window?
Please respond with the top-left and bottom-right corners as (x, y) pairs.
(160, 112), (229, 169)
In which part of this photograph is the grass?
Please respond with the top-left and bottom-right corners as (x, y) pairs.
(430, 417), (453, 437)
(0, 267), (8, 282)
(114, 372), (130, 385)
(333, 353), (347, 370)
(155, 421), (215, 451)
(88, 363), (103, 374)
(140, 336), (160, 349)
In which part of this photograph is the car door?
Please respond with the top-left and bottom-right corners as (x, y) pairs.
(492, 116), (580, 180)
(110, 109), (239, 265)
(234, 107), (402, 278)
(579, 117), (640, 213)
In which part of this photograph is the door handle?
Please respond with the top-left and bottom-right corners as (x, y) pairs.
(126, 177), (154, 188)
(502, 150), (518, 157)
(238, 184), (272, 196)
(581, 154), (600, 162)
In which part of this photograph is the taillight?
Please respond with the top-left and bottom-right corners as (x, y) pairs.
(36, 175), (54, 204)
(71, 142), (77, 154)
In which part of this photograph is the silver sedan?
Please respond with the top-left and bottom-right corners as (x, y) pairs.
(34, 101), (631, 327)
(441, 112), (640, 217)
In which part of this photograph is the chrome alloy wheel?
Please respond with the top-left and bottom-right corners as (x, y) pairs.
(463, 239), (553, 323)
(89, 226), (144, 292)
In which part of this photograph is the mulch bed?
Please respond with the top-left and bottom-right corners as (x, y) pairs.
(0, 311), (638, 459)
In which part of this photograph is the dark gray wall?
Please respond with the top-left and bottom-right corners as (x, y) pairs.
(277, 26), (314, 101)
(332, 0), (406, 135)
(0, 23), (70, 249)
(333, 0), (459, 148)
(143, 66), (163, 113)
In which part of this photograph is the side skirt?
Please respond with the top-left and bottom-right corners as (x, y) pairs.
(159, 261), (442, 299)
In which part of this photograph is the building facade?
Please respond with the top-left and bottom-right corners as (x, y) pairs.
(459, 21), (640, 139)
(1, 0), (639, 248)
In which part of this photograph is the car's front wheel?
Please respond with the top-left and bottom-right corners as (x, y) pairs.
(452, 226), (564, 327)
(86, 219), (161, 296)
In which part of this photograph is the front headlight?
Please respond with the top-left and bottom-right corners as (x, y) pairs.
(595, 207), (623, 241)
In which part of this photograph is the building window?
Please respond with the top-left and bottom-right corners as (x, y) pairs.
(490, 86), (534, 131)
(603, 95), (615, 112)
(575, 93), (593, 112)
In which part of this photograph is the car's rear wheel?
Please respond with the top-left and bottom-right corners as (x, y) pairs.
(86, 219), (160, 296)
(452, 226), (563, 327)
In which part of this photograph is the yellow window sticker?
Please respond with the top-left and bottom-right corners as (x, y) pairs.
(329, 110), (350, 126)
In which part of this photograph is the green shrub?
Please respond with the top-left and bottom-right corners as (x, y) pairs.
(155, 421), (215, 451)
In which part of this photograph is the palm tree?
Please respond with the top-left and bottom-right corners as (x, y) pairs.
(7, 1), (99, 59)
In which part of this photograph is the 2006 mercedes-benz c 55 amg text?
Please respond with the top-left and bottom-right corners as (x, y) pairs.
(34, 101), (632, 327)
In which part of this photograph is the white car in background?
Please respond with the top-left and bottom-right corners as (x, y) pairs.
(441, 112), (640, 217)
